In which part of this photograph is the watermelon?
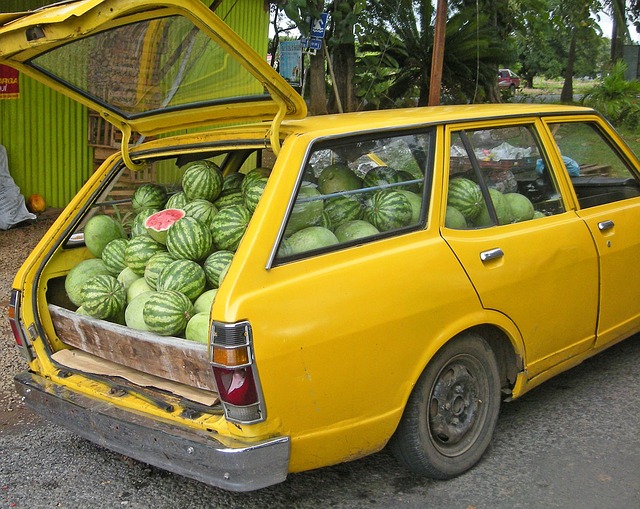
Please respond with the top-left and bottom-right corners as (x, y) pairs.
(117, 267), (142, 293)
(532, 210), (546, 219)
(132, 184), (167, 213)
(444, 206), (468, 229)
(165, 191), (189, 210)
(80, 274), (127, 320)
(397, 170), (422, 194)
(223, 172), (245, 191)
(156, 259), (206, 301)
(65, 258), (112, 307)
(143, 290), (195, 336)
(447, 178), (483, 221)
(130, 208), (159, 238)
(185, 312), (210, 343)
(143, 251), (177, 290)
(317, 164), (362, 194)
(323, 195), (363, 228)
(182, 200), (217, 228)
(286, 226), (339, 255)
(395, 190), (422, 223)
(284, 182), (324, 237)
(166, 216), (213, 261)
(144, 208), (186, 244)
(75, 306), (91, 316)
(241, 167), (271, 196)
(182, 160), (224, 202)
(214, 189), (245, 210)
(124, 291), (155, 332)
(127, 277), (153, 303)
(504, 193), (535, 222)
(83, 214), (125, 258)
(209, 205), (252, 252)
(363, 190), (413, 232)
(101, 238), (129, 275)
(194, 289), (218, 314)
(334, 220), (380, 242)
(475, 188), (513, 227)
(319, 210), (333, 230)
(124, 234), (166, 276)
(203, 250), (234, 288)
(363, 166), (404, 189)
(242, 175), (268, 213)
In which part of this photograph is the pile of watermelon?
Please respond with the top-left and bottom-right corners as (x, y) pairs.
(445, 177), (538, 229)
(65, 160), (252, 341)
(278, 163), (424, 256)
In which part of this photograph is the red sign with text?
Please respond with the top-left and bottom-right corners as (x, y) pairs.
(0, 64), (19, 99)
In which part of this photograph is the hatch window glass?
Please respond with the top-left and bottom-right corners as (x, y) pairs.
(274, 130), (434, 263)
(30, 15), (267, 117)
(446, 125), (565, 228)
(546, 121), (640, 208)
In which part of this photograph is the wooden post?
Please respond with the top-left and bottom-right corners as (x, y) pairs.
(428, 0), (447, 106)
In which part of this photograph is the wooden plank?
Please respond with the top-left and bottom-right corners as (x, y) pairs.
(49, 304), (215, 391)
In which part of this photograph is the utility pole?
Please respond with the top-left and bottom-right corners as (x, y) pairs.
(428, 0), (447, 106)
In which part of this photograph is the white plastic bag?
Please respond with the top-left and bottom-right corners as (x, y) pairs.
(0, 144), (36, 230)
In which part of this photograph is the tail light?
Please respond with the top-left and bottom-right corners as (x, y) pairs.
(210, 320), (265, 424)
(8, 290), (34, 362)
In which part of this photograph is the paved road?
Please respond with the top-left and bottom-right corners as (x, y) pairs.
(1, 336), (639, 509)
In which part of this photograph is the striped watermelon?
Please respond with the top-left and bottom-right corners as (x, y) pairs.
(214, 189), (245, 210)
(156, 259), (206, 301)
(363, 166), (404, 189)
(397, 170), (423, 193)
(131, 184), (167, 214)
(182, 161), (224, 202)
(203, 250), (234, 288)
(101, 238), (129, 275)
(183, 199), (217, 228)
(144, 208), (186, 244)
(65, 258), (112, 307)
(165, 191), (190, 210)
(241, 167), (271, 196)
(323, 195), (363, 228)
(284, 182), (324, 237)
(363, 190), (413, 232)
(447, 178), (483, 220)
(317, 164), (362, 194)
(143, 251), (177, 290)
(80, 274), (127, 320)
(130, 208), (159, 238)
(242, 175), (268, 213)
(124, 235), (166, 276)
(143, 290), (195, 336)
(166, 216), (213, 261)
(210, 204), (252, 252)
(223, 172), (245, 191)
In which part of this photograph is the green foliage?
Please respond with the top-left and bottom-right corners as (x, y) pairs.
(581, 61), (640, 129)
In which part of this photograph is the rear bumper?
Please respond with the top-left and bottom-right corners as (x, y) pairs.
(14, 371), (290, 491)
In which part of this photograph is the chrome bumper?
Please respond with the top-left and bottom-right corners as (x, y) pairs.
(14, 372), (289, 491)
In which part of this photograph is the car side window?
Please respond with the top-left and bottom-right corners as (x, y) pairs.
(274, 130), (433, 262)
(547, 121), (640, 208)
(446, 125), (565, 228)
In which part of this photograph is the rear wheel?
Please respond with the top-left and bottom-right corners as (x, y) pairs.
(390, 333), (501, 479)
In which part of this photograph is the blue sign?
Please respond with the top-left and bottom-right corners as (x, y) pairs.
(310, 13), (328, 39)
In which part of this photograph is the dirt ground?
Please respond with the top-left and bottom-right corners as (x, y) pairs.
(0, 209), (60, 428)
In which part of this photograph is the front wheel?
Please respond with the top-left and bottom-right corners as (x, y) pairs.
(390, 333), (501, 479)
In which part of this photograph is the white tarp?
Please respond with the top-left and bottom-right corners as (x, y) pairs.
(0, 144), (35, 230)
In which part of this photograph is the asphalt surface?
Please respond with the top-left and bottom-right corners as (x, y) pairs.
(1, 336), (638, 509)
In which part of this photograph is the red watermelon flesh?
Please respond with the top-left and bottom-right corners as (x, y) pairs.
(144, 208), (186, 244)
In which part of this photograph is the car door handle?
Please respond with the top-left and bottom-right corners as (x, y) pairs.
(598, 220), (615, 231)
(480, 248), (504, 262)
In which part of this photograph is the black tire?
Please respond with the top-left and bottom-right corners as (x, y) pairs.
(389, 333), (501, 479)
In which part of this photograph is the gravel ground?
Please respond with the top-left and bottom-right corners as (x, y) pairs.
(0, 210), (59, 420)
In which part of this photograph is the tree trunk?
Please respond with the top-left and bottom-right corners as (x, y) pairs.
(308, 49), (328, 115)
(328, 42), (357, 113)
(610, 8), (625, 63)
(561, 29), (577, 103)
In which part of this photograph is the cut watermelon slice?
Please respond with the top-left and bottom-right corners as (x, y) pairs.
(144, 208), (186, 244)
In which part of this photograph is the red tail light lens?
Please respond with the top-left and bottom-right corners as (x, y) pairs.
(210, 320), (265, 424)
(8, 290), (33, 361)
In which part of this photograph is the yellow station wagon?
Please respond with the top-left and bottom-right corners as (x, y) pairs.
(4, 0), (640, 492)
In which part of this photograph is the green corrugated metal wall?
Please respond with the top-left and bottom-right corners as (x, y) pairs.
(0, 0), (269, 209)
